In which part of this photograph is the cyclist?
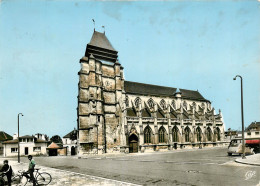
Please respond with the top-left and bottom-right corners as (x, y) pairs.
(27, 155), (36, 186)
(0, 160), (12, 186)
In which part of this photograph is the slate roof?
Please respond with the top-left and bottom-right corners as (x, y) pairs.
(63, 130), (75, 138)
(246, 122), (260, 131)
(124, 81), (208, 102)
(19, 135), (36, 139)
(88, 31), (116, 51)
(124, 81), (177, 96)
(126, 108), (137, 117)
(179, 89), (207, 101)
(85, 31), (118, 62)
(0, 131), (13, 141)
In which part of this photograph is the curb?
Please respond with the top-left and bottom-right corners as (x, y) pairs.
(235, 159), (260, 166)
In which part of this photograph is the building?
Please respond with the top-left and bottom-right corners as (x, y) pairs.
(0, 131), (13, 155)
(62, 130), (77, 156)
(245, 121), (260, 138)
(2, 135), (48, 157)
(77, 31), (225, 155)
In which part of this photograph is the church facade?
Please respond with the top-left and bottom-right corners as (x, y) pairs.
(77, 31), (225, 155)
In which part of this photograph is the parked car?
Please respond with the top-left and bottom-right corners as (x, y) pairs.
(227, 138), (255, 156)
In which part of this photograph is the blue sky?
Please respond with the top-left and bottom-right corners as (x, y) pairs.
(0, 0), (259, 138)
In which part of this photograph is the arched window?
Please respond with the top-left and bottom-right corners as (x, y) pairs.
(216, 128), (221, 141)
(144, 126), (152, 143)
(207, 127), (212, 141)
(148, 98), (155, 109)
(160, 99), (166, 110)
(201, 103), (205, 109)
(192, 102), (197, 111)
(183, 101), (187, 110)
(171, 100), (176, 110)
(134, 97), (141, 108)
(196, 127), (202, 142)
(159, 126), (167, 143)
(125, 95), (129, 107)
(185, 127), (191, 142)
(172, 126), (179, 142)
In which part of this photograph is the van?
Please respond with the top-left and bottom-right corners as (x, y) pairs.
(227, 138), (254, 156)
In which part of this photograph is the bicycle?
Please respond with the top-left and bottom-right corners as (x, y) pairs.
(9, 168), (52, 186)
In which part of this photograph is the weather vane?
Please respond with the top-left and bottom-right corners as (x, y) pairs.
(92, 19), (95, 31)
(102, 25), (105, 34)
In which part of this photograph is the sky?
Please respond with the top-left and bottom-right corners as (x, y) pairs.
(0, 0), (259, 138)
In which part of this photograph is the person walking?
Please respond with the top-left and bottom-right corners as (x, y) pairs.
(0, 160), (13, 186)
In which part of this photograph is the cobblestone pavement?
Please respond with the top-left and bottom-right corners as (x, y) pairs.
(4, 160), (139, 186)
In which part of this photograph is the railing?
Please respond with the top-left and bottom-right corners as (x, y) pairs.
(142, 117), (154, 122)
(157, 118), (168, 123)
(126, 117), (139, 121)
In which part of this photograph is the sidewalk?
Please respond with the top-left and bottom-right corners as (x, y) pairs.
(235, 153), (260, 166)
(1, 160), (139, 186)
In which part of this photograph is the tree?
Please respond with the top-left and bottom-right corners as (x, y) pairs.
(50, 135), (63, 145)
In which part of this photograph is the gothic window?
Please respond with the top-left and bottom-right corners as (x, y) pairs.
(196, 127), (202, 142)
(183, 101), (187, 110)
(160, 99), (166, 110)
(134, 97), (141, 108)
(125, 96), (129, 107)
(216, 128), (221, 141)
(144, 126), (152, 143)
(185, 127), (191, 142)
(207, 127), (212, 141)
(192, 102), (197, 110)
(148, 98), (155, 109)
(172, 126), (179, 142)
(171, 100), (176, 110)
(159, 126), (167, 143)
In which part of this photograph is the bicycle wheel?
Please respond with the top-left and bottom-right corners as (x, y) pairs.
(0, 177), (5, 186)
(12, 175), (28, 186)
(36, 172), (52, 185)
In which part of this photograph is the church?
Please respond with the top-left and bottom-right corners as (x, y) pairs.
(77, 31), (225, 155)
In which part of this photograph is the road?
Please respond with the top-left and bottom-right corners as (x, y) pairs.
(16, 147), (260, 186)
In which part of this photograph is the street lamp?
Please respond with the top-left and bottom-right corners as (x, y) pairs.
(233, 75), (246, 159)
(18, 113), (24, 163)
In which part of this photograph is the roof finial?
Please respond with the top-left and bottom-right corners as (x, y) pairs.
(92, 19), (95, 32)
(102, 25), (105, 34)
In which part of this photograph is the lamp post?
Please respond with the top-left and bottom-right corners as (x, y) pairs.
(18, 113), (24, 163)
(233, 75), (246, 159)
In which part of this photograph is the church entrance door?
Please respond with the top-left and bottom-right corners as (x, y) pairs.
(129, 134), (138, 153)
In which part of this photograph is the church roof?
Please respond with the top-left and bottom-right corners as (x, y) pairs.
(124, 81), (208, 101)
(88, 31), (116, 51)
(124, 81), (177, 96)
(180, 89), (207, 101)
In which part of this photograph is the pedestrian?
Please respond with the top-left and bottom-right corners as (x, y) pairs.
(27, 155), (36, 186)
(0, 160), (13, 186)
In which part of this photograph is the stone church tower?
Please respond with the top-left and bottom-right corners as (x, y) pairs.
(77, 31), (126, 155)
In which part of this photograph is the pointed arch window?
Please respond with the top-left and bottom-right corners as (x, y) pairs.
(216, 128), (221, 141)
(207, 127), (212, 141)
(192, 102), (197, 111)
(159, 126), (167, 143)
(125, 95), (129, 107)
(171, 100), (176, 110)
(196, 127), (202, 142)
(185, 127), (191, 142)
(134, 97), (141, 108)
(183, 101), (187, 110)
(148, 98), (155, 109)
(144, 126), (152, 143)
(172, 126), (179, 142)
(160, 99), (166, 110)
(201, 103), (205, 109)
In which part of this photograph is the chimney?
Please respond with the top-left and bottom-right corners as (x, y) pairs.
(13, 133), (17, 140)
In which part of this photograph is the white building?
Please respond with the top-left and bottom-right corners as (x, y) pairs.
(2, 135), (48, 157)
(62, 130), (77, 156)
